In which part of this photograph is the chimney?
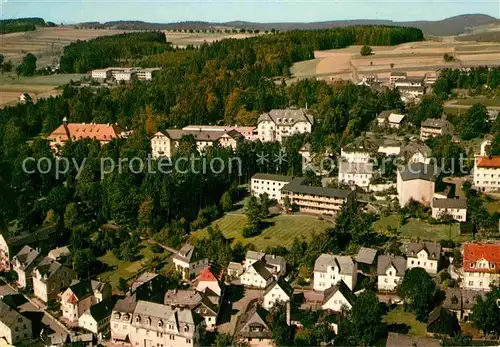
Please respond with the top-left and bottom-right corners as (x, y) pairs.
(286, 302), (291, 326)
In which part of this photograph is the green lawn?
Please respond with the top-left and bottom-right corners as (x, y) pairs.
(0, 73), (85, 86)
(191, 213), (332, 249)
(486, 200), (500, 214)
(383, 307), (427, 337)
(453, 98), (500, 107)
(374, 214), (462, 242)
(97, 241), (169, 289)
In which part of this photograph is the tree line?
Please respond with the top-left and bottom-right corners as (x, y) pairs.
(0, 17), (52, 34)
(433, 67), (500, 96)
(59, 32), (172, 72)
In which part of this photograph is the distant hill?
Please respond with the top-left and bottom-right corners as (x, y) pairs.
(77, 14), (499, 36)
(0, 17), (54, 34)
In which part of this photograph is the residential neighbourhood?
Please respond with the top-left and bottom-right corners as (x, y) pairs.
(1, 8), (500, 347)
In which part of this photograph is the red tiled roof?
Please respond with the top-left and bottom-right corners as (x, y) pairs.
(463, 243), (500, 273)
(196, 264), (224, 282)
(477, 156), (500, 168)
(48, 123), (124, 143)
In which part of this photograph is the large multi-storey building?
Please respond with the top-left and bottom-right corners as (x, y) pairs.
(250, 174), (294, 202)
(463, 243), (500, 291)
(32, 256), (76, 303)
(61, 280), (111, 323)
(474, 140), (500, 193)
(257, 108), (313, 142)
(420, 118), (454, 141)
(0, 299), (33, 345)
(91, 67), (161, 81)
(281, 177), (355, 216)
(182, 125), (256, 141)
(150, 129), (243, 159)
(47, 120), (124, 152)
(397, 162), (440, 208)
(313, 254), (357, 291)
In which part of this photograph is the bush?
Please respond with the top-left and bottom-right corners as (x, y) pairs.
(151, 244), (163, 254)
(242, 226), (259, 238)
(360, 45), (372, 56)
(443, 53), (454, 62)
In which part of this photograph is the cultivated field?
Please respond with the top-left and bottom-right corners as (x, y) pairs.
(0, 73), (84, 107)
(291, 37), (500, 83)
(191, 213), (332, 249)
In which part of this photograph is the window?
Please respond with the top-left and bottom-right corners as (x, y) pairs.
(468, 281), (474, 286)
(186, 339), (192, 344)
(169, 335), (175, 340)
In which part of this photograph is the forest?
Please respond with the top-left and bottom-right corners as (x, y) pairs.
(433, 66), (500, 96)
(0, 17), (51, 34)
(59, 32), (172, 72)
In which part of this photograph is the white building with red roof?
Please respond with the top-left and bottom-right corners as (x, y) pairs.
(473, 140), (500, 193)
(47, 120), (124, 152)
(463, 243), (500, 291)
(195, 264), (224, 297)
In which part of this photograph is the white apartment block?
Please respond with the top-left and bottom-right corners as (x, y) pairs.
(389, 72), (407, 84)
(395, 77), (423, 88)
(111, 300), (201, 347)
(250, 174), (294, 202)
(257, 108), (313, 143)
(136, 68), (161, 80)
(463, 243), (500, 291)
(474, 140), (500, 193)
(313, 254), (357, 291)
(340, 147), (371, 163)
(406, 242), (441, 274)
(91, 69), (112, 80)
(338, 161), (374, 189)
(420, 118), (454, 141)
(431, 198), (467, 222)
(377, 255), (406, 292)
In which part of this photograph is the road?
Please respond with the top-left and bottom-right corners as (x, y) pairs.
(146, 239), (178, 254)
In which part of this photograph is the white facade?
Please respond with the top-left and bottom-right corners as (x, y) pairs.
(91, 69), (112, 79)
(151, 132), (173, 159)
(463, 243), (500, 291)
(250, 174), (292, 202)
(0, 301), (33, 345)
(79, 310), (111, 334)
(114, 71), (136, 81)
(257, 109), (313, 143)
(378, 263), (403, 291)
(338, 162), (373, 189)
(263, 282), (291, 310)
(321, 288), (353, 312)
(473, 156), (500, 193)
(420, 119), (454, 141)
(240, 263), (273, 289)
(378, 145), (401, 156)
(313, 254), (357, 291)
(395, 79), (423, 88)
(340, 148), (371, 163)
(431, 199), (467, 222)
(406, 249), (439, 274)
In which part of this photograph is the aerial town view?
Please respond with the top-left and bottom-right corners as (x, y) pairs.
(0, 1), (500, 346)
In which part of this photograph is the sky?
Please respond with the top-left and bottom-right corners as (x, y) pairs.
(1, 0), (499, 24)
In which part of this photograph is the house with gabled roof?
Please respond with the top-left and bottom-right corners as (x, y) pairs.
(32, 256), (76, 303)
(321, 280), (357, 312)
(243, 251), (287, 278)
(442, 288), (486, 321)
(406, 242), (441, 274)
(173, 243), (209, 280)
(356, 247), (377, 273)
(11, 245), (43, 289)
(164, 289), (220, 330)
(61, 279), (111, 323)
(463, 243), (500, 291)
(377, 110), (406, 129)
(78, 296), (118, 334)
(195, 264), (224, 297)
(234, 304), (273, 347)
(420, 118), (454, 141)
(313, 254), (357, 291)
(48, 246), (71, 261)
(401, 143), (432, 164)
(0, 298), (33, 345)
(263, 278), (293, 310)
(377, 255), (406, 291)
(240, 260), (274, 289)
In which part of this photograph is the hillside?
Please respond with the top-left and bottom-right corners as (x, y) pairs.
(0, 17), (54, 34)
(76, 14), (498, 36)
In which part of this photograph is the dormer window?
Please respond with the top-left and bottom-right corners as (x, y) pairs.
(158, 320), (163, 328)
(471, 263), (475, 268)
(146, 318), (151, 326)
(135, 316), (141, 323)
(184, 325), (189, 332)
(492, 264), (496, 269)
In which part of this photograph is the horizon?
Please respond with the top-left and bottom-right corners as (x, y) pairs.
(1, 1), (499, 25)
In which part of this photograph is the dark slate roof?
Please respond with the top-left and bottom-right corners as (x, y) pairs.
(12, 245), (41, 268)
(33, 256), (64, 279)
(323, 280), (357, 307)
(432, 198), (467, 209)
(251, 260), (273, 281)
(398, 162), (440, 182)
(264, 278), (293, 298)
(401, 143), (432, 158)
(234, 304), (272, 339)
(421, 118), (452, 129)
(282, 177), (353, 199)
(69, 280), (107, 300)
(257, 108), (313, 126)
(251, 173), (294, 182)
(406, 242), (441, 260)
(355, 247), (378, 265)
(173, 244), (205, 264)
(0, 299), (28, 327)
(377, 255), (406, 276)
(113, 295), (138, 314)
(87, 296), (118, 322)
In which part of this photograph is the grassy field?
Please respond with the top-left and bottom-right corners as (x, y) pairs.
(97, 241), (170, 289)
(290, 39), (500, 82)
(486, 200), (500, 214)
(0, 73), (85, 107)
(383, 307), (427, 337)
(191, 213), (332, 249)
(453, 98), (500, 107)
(374, 214), (462, 242)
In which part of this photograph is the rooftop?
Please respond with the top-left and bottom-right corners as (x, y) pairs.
(48, 123), (124, 143)
(398, 162), (440, 182)
(338, 161), (374, 175)
(323, 280), (357, 307)
(406, 242), (441, 260)
(282, 177), (353, 199)
(355, 247), (377, 265)
(12, 245), (40, 269)
(314, 254), (355, 275)
(258, 108), (313, 126)
(251, 173), (294, 183)
(432, 198), (467, 209)
(251, 260), (273, 281)
(264, 278), (293, 298)
(476, 156), (500, 168)
(463, 243), (500, 273)
(421, 118), (452, 129)
(377, 255), (406, 276)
